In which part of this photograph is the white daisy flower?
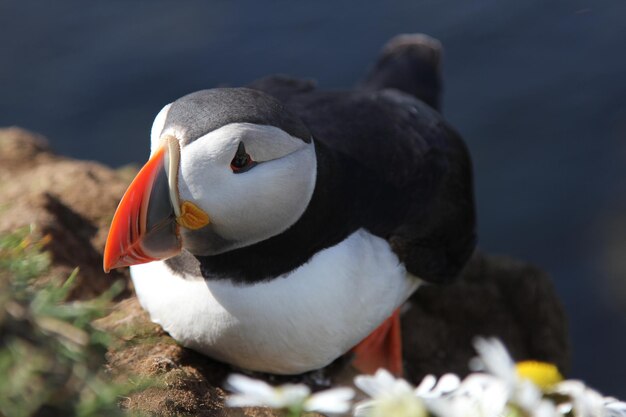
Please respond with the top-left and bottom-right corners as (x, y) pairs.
(225, 340), (626, 417)
(551, 379), (624, 417)
(604, 397), (626, 417)
(424, 373), (508, 417)
(354, 369), (427, 417)
(354, 369), (414, 399)
(470, 337), (626, 417)
(470, 337), (517, 385)
(470, 337), (557, 415)
(226, 374), (354, 416)
(304, 387), (357, 414)
(415, 373), (461, 398)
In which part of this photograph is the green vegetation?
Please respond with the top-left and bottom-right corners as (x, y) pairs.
(0, 227), (142, 417)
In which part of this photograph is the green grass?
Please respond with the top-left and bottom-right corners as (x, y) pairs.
(0, 227), (146, 417)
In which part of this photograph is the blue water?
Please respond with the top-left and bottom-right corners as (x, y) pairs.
(2, 0), (626, 396)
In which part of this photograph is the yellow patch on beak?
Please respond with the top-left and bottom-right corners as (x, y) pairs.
(177, 201), (210, 230)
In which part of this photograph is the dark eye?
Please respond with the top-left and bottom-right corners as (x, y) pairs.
(230, 142), (257, 173)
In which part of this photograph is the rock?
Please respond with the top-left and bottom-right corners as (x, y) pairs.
(0, 127), (132, 299)
(1, 127), (570, 416)
(98, 298), (292, 417)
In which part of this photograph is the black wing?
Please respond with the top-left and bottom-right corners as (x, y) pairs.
(284, 89), (476, 284)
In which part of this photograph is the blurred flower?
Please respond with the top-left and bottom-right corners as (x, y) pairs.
(305, 387), (357, 414)
(225, 374), (354, 416)
(470, 337), (517, 385)
(354, 369), (427, 417)
(551, 380), (626, 417)
(415, 374), (461, 398)
(425, 373), (509, 417)
(470, 338), (557, 415)
(359, 392), (426, 417)
(604, 397), (626, 417)
(226, 339), (626, 417)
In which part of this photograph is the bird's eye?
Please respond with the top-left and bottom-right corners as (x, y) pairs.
(230, 142), (257, 173)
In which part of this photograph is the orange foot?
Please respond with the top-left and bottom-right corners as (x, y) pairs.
(351, 308), (403, 376)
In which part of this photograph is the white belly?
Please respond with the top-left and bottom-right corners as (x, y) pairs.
(130, 229), (421, 374)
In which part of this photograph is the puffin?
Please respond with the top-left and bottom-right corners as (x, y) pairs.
(103, 34), (476, 377)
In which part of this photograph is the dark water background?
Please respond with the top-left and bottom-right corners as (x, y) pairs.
(2, 0), (626, 397)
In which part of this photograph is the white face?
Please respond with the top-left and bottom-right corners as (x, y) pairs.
(150, 107), (317, 255)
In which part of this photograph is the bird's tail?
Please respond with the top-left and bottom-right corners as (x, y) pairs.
(360, 34), (443, 111)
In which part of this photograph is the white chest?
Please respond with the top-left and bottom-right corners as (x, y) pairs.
(130, 229), (421, 374)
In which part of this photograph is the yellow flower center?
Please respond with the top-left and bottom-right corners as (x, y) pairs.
(515, 361), (563, 389)
(370, 394), (427, 417)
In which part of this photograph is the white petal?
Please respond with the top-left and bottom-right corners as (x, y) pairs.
(365, 392), (426, 417)
(304, 387), (355, 414)
(426, 395), (491, 417)
(606, 409), (626, 417)
(530, 401), (557, 417)
(390, 379), (416, 396)
(605, 397), (626, 414)
(354, 400), (376, 417)
(556, 402), (573, 414)
(226, 374), (277, 404)
(512, 379), (543, 410)
(456, 374), (506, 397)
(553, 380), (608, 417)
(373, 369), (397, 388)
(273, 384), (311, 408)
(478, 382), (509, 415)
(472, 337), (516, 383)
(575, 387), (605, 417)
(415, 375), (437, 396)
(426, 373), (508, 417)
(552, 380), (586, 396)
(354, 369), (397, 398)
(605, 399), (626, 417)
(225, 375), (312, 409)
(433, 374), (461, 395)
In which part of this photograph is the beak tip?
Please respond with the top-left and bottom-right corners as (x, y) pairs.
(103, 259), (128, 273)
(103, 247), (126, 273)
(103, 256), (115, 273)
(103, 244), (117, 273)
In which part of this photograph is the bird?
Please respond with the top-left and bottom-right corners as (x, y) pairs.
(103, 34), (476, 377)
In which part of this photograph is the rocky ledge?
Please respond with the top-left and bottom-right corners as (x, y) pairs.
(0, 127), (569, 416)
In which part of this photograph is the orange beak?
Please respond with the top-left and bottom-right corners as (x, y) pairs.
(103, 143), (182, 272)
